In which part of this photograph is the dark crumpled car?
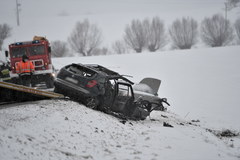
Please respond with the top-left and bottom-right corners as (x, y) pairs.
(54, 63), (169, 120)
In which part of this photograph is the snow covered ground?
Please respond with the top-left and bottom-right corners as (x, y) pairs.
(1, 0), (240, 159)
(1, 46), (240, 160)
(0, 99), (239, 160)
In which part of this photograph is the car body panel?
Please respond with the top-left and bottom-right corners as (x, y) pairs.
(139, 77), (161, 96)
(133, 78), (167, 111)
(133, 77), (161, 101)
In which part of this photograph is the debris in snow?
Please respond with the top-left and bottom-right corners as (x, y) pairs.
(65, 117), (69, 120)
(163, 122), (173, 128)
(191, 119), (200, 123)
(120, 120), (127, 124)
(187, 122), (199, 127)
(218, 130), (239, 138)
(161, 115), (168, 118)
(206, 129), (240, 138)
(55, 149), (75, 157)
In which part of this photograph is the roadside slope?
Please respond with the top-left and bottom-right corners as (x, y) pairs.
(0, 99), (239, 160)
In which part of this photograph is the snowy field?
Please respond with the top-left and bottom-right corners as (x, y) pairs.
(1, 46), (240, 160)
(52, 46), (240, 129)
(1, 0), (240, 159)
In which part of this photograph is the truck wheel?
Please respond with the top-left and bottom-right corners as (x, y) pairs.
(46, 78), (54, 88)
(54, 86), (61, 94)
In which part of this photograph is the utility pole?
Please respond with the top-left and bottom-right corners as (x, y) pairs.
(224, 2), (229, 20)
(16, 0), (21, 26)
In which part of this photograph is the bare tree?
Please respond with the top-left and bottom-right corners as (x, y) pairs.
(51, 40), (69, 57)
(124, 19), (146, 53)
(0, 24), (11, 51)
(226, 0), (240, 8)
(143, 17), (167, 52)
(112, 40), (128, 54)
(68, 19), (102, 56)
(201, 14), (234, 47)
(224, 0), (240, 20)
(91, 47), (109, 56)
(235, 18), (240, 43)
(169, 17), (198, 49)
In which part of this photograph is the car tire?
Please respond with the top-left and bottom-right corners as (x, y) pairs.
(86, 97), (99, 109)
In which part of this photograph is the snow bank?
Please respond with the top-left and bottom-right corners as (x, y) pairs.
(1, 100), (239, 160)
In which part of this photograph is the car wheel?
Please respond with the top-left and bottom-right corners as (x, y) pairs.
(86, 97), (99, 109)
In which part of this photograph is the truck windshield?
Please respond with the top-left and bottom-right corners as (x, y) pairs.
(11, 47), (27, 58)
(29, 45), (45, 56)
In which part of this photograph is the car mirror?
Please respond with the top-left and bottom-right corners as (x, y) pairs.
(5, 51), (9, 57)
(48, 46), (51, 53)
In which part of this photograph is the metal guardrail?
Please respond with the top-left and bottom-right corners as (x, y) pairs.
(0, 81), (64, 99)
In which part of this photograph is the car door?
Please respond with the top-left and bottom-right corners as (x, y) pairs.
(111, 82), (135, 116)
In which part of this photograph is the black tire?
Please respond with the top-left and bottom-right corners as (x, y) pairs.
(46, 77), (54, 88)
(54, 86), (61, 94)
(85, 97), (99, 109)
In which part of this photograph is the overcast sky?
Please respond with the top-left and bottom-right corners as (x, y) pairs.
(0, 0), (228, 25)
(0, 0), (238, 49)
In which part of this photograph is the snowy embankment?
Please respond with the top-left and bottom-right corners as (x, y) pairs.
(53, 45), (240, 129)
(0, 100), (239, 160)
(0, 46), (240, 160)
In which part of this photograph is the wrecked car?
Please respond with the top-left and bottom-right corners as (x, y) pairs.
(133, 77), (170, 112)
(54, 63), (169, 120)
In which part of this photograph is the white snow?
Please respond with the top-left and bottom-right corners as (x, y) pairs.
(0, 99), (240, 160)
(1, 0), (240, 159)
(1, 46), (240, 160)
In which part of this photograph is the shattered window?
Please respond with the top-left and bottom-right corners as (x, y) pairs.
(118, 84), (132, 97)
(67, 65), (96, 77)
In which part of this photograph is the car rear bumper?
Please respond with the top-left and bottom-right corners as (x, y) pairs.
(54, 78), (91, 96)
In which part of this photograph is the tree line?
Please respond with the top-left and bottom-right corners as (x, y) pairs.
(56, 14), (240, 56)
(1, 14), (240, 57)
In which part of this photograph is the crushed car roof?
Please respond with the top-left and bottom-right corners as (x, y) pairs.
(75, 63), (134, 84)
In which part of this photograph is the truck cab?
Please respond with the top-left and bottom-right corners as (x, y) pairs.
(5, 36), (55, 88)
